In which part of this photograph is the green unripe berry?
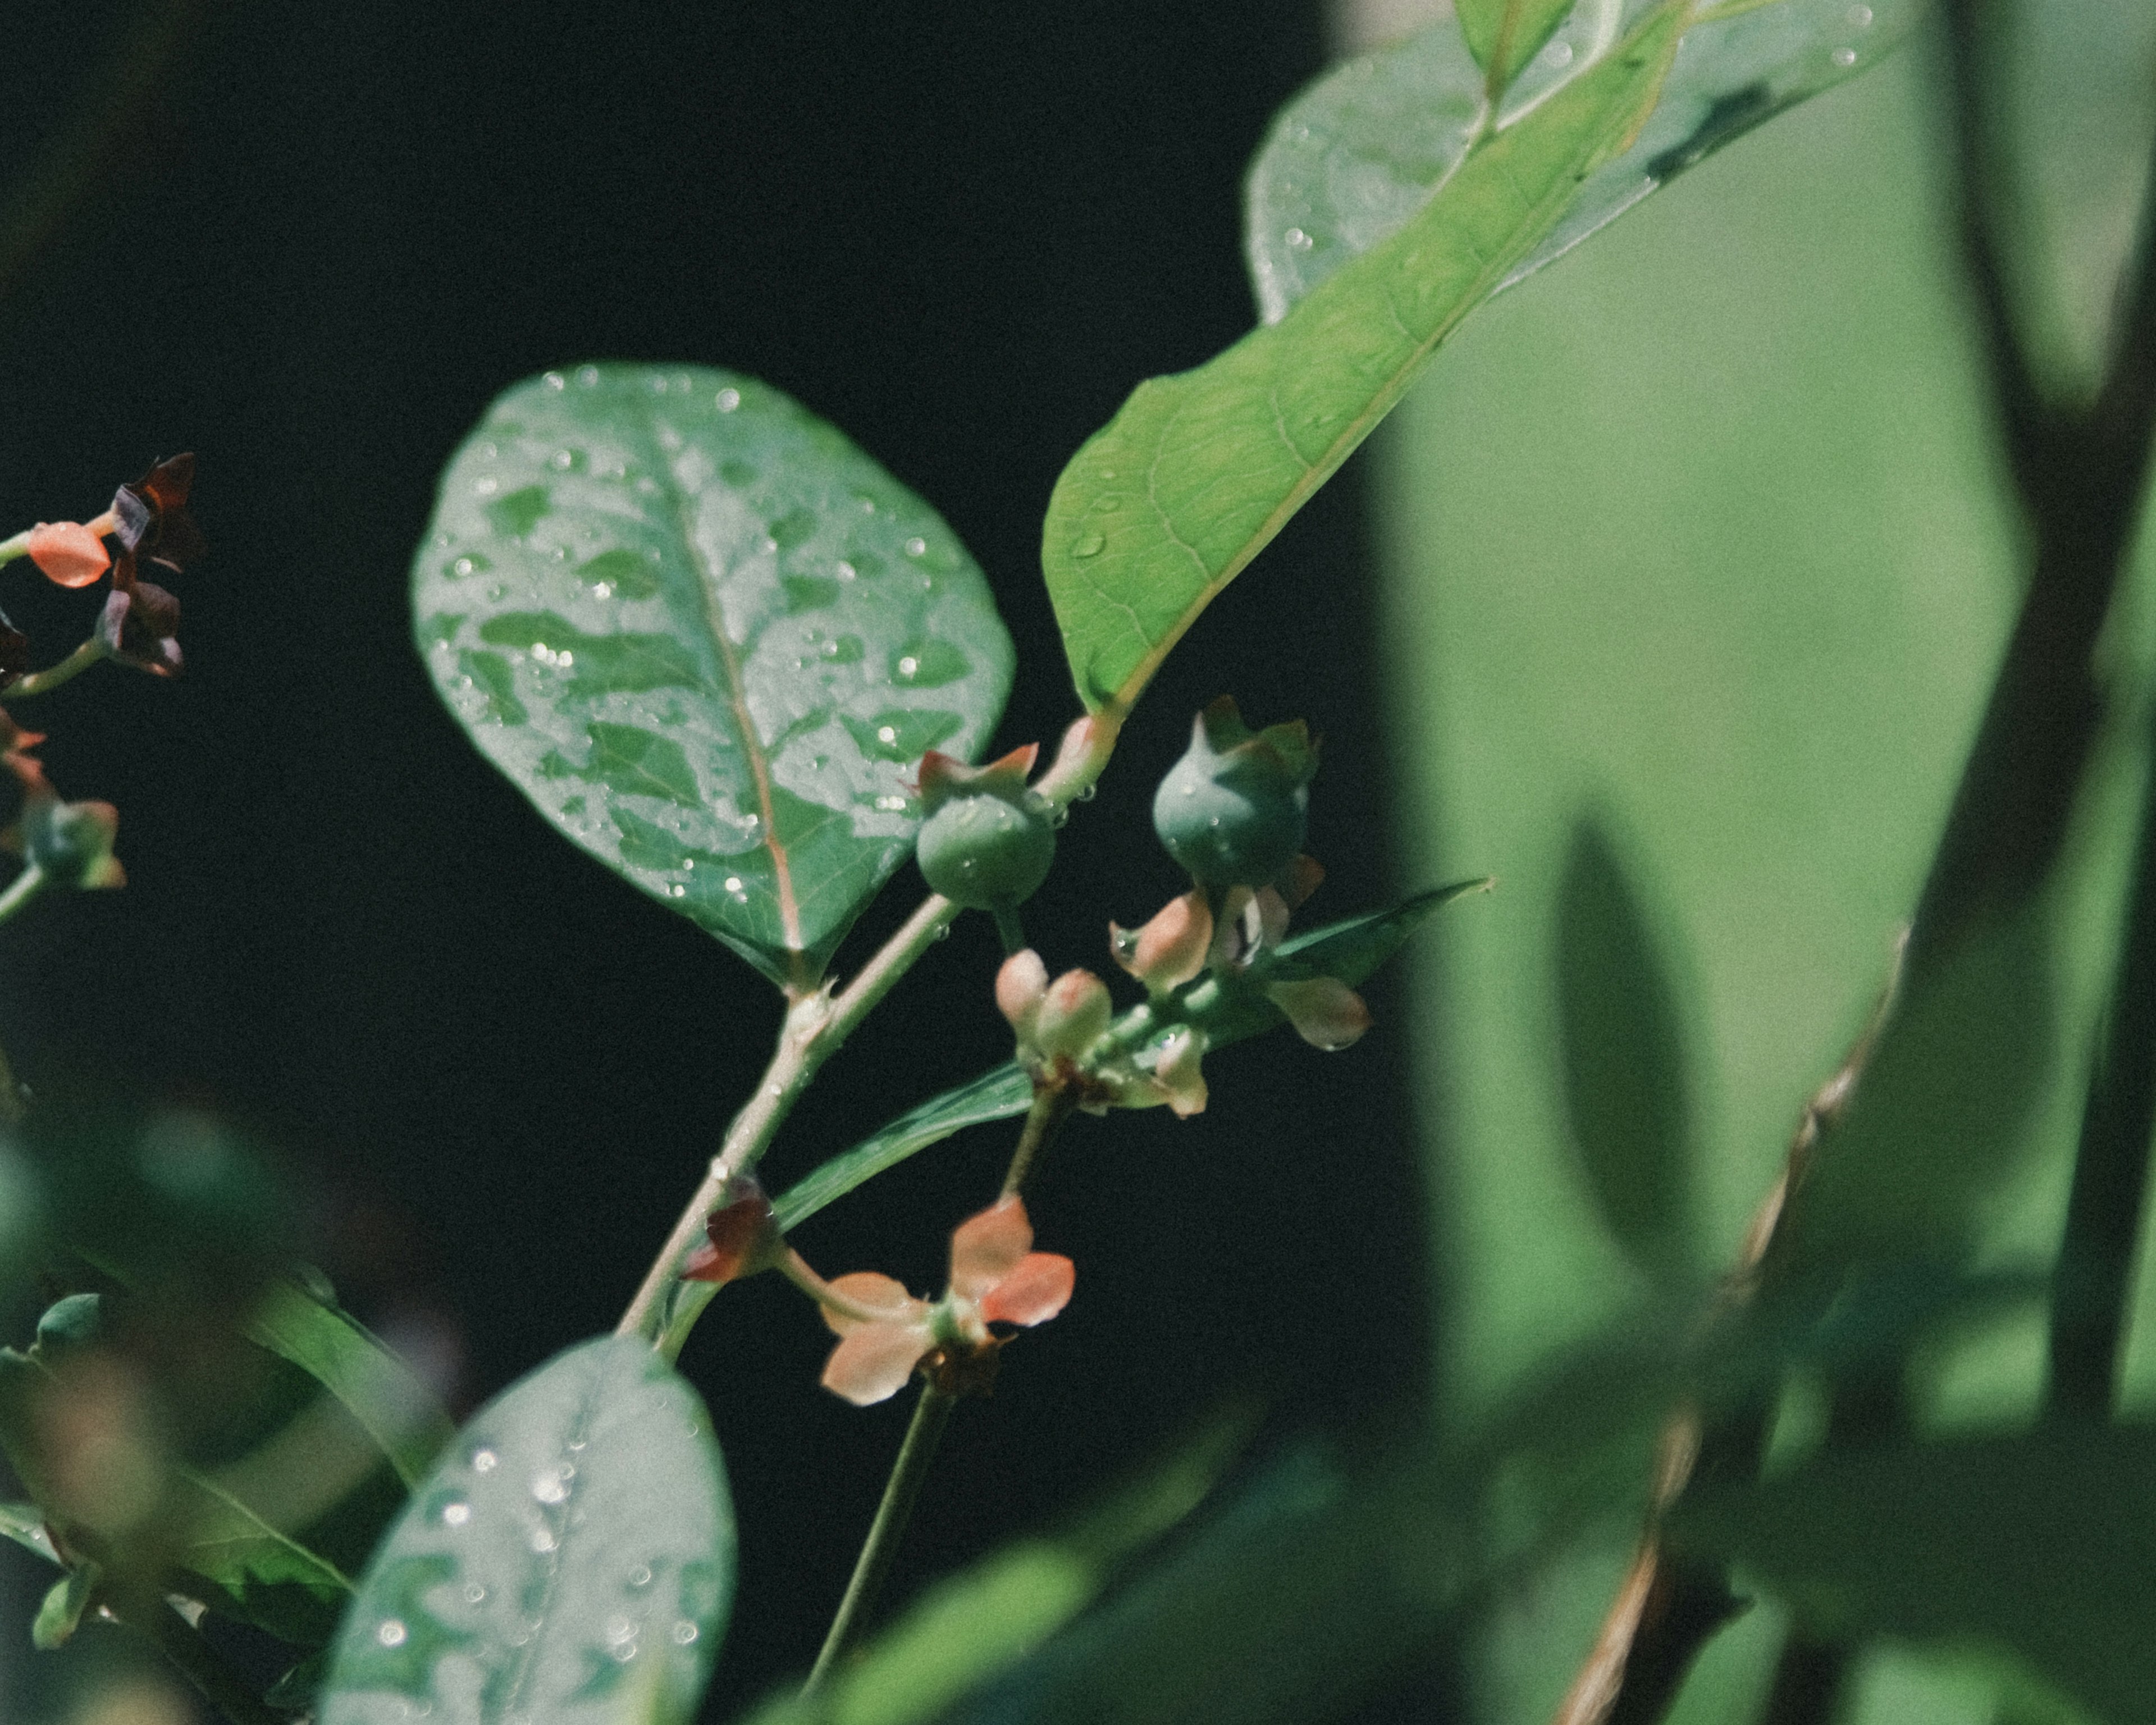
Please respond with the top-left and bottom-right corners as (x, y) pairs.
(918, 792), (1056, 909)
(1153, 697), (1317, 888)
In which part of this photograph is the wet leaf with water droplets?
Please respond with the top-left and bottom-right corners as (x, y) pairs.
(1044, 7), (1686, 716)
(417, 366), (1013, 991)
(1245, 0), (1920, 325)
(319, 1336), (733, 1725)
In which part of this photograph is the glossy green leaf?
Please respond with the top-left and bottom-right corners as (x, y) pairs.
(247, 1279), (455, 1491)
(417, 365), (1014, 991)
(1667, 1424), (2156, 1725)
(1458, 0), (1579, 92)
(1554, 820), (1696, 1280)
(1044, 8), (1685, 716)
(1246, 0), (1920, 326)
(320, 1335), (733, 1725)
(773, 879), (1492, 1227)
(167, 1461), (359, 1645)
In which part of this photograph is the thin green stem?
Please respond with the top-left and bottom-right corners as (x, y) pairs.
(129, 1598), (282, 1725)
(991, 902), (1026, 956)
(1001, 1083), (1078, 1198)
(803, 1385), (956, 1696)
(8, 638), (106, 698)
(0, 529), (30, 565)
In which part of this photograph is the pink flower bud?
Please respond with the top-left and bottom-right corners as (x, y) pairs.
(680, 1177), (779, 1285)
(26, 523), (109, 590)
(996, 948), (1050, 1037)
(1111, 888), (1213, 995)
(1266, 978), (1373, 1051)
(1151, 1027), (1208, 1117)
(1034, 968), (1112, 1062)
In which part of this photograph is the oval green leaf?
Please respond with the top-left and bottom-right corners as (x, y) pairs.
(417, 366), (1015, 991)
(1246, 0), (1919, 326)
(1043, 7), (1685, 717)
(319, 1335), (734, 1725)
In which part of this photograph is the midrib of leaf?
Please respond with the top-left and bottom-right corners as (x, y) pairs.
(182, 1467), (356, 1595)
(1075, 2), (1687, 718)
(647, 430), (810, 989)
(494, 1361), (606, 1719)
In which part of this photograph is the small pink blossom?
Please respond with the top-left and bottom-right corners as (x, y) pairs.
(820, 1195), (1074, 1406)
(1110, 888), (1212, 996)
(25, 524), (109, 590)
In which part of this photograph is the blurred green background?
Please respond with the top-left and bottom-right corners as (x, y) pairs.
(1380, 20), (2156, 1723)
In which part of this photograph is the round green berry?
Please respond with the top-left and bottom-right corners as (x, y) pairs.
(1152, 697), (1316, 888)
(917, 791), (1056, 909)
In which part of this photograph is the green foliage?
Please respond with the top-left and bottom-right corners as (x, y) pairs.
(1042, 5), (1685, 717)
(1668, 1425), (2156, 1725)
(246, 1278), (456, 1492)
(1244, 0), (1920, 325)
(415, 364), (1014, 991)
(319, 1335), (733, 1725)
(1456, 0), (1577, 94)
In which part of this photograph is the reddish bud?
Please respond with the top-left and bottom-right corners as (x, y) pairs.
(26, 524), (109, 590)
(680, 1179), (779, 1285)
(1111, 888), (1213, 995)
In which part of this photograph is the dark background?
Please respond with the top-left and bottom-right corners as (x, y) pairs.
(0, 2), (1435, 1713)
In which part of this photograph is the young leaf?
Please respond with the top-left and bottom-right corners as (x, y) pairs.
(31, 1560), (98, 1650)
(1043, 8), (1685, 717)
(1554, 820), (1696, 1281)
(0, 1500), (58, 1565)
(246, 1279), (454, 1491)
(166, 1463), (359, 1647)
(319, 1335), (733, 1725)
(1457, 0), (1580, 94)
(417, 366), (1015, 992)
(773, 1063), (1033, 1232)
(1666, 1425), (2156, 1725)
(1246, 0), (1919, 325)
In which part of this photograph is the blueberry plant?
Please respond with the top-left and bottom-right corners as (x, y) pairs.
(1, 1), (2154, 1723)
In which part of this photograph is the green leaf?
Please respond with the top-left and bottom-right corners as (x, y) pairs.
(771, 879), (1492, 1227)
(0, 1500), (57, 1565)
(416, 365), (1015, 991)
(319, 1335), (734, 1725)
(1666, 1424), (2156, 1725)
(32, 1560), (98, 1650)
(1044, 8), (1685, 717)
(1457, 0), (1579, 92)
(773, 1063), (1033, 1233)
(246, 1279), (455, 1492)
(167, 1460), (360, 1646)
(1245, 0), (1921, 325)
(1554, 820), (1696, 1280)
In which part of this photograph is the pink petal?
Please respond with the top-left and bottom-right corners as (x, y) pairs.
(1267, 978), (1373, 1051)
(1112, 889), (1213, 993)
(26, 523), (109, 590)
(1253, 887), (1291, 951)
(1280, 855), (1324, 910)
(1035, 969), (1112, 1061)
(980, 1253), (1075, 1326)
(1208, 888), (1254, 970)
(820, 1272), (919, 1337)
(995, 950), (1049, 1036)
(821, 1321), (934, 1405)
(949, 1195), (1032, 1300)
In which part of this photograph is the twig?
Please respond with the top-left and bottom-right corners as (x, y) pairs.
(2047, 703), (2156, 1421)
(803, 1385), (957, 1695)
(1001, 1083), (1079, 1198)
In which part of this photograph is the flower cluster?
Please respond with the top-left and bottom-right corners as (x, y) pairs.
(995, 949), (1208, 1117)
(24, 455), (200, 678)
(820, 1195), (1074, 1405)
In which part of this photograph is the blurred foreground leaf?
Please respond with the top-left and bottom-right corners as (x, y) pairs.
(246, 1279), (455, 1491)
(417, 364), (1013, 991)
(1245, 0), (1920, 323)
(320, 1335), (733, 1725)
(741, 1411), (1254, 1725)
(1668, 1423), (2156, 1725)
